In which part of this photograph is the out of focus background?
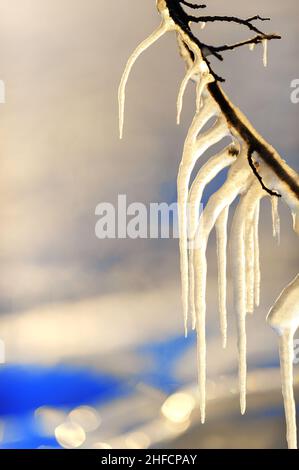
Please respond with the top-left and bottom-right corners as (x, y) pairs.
(0, 0), (298, 449)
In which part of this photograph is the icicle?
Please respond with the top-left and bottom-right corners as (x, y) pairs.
(292, 211), (299, 235)
(249, 43), (255, 52)
(193, 151), (252, 422)
(216, 206), (229, 348)
(253, 202), (261, 307)
(177, 28), (215, 115)
(177, 34), (194, 70)
(177, 65), (196, 125)
(245, 191), (264, 314)
(231, 194), (248, 415)
(196, 63), (214, 113)
(230, 180), (262, 414)
(194, 245), (208, 424)
(119, 2), (299, 447)
(245, 217), (255, 314)
(200, 22), (206, 30)
(118, 21), (169, 139)
(188, 148), (237, 329)
(252, 157), (299, 237)
(267, 274), (299, 449)
(188, 122), (232, 233)
(178, 168), (193, 338)
(194, 118), (228, 159)
(262, 39), (268, 67)
(178, 102), (226, 336)
(278, 332), (297, 449)
(271, 197), (281, 244)
(176, 46), (213, 124)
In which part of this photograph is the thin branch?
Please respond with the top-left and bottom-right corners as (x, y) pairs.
(163, 0), (299, 199)
(180, 0), (206, 9)
(165, 0), (281, 82)
(169, 9), (225, 74)
(188, 15), (271, 35)
(247, 149), (281, 198)
(213, 33), (281, 53)
(247, 15), (270, 22)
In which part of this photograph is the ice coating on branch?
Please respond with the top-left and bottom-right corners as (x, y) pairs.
(267, 274), (299, 449)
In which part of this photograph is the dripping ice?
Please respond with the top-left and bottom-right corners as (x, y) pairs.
(118, 2), (299, 448)
(267, 275), (299, 449)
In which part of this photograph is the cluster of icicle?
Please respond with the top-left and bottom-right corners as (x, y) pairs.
(175, 52), (270, 425)
(118, 0), (299, 449)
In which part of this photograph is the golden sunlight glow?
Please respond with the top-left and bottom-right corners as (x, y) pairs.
(124, 432), (151, 449)
(69, 406), (101, 433)
(161, 392), (196, 424)
(54, 421), (86, 449)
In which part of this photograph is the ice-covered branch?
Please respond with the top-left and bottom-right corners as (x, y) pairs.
(166, 0), (281, 74)
(119, 0), (299, 449)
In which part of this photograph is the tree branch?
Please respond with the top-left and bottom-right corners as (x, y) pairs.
(213, 33), (281, 53)
(189, 15), (271, 35)
(165, 0), (281, 82)
(163, 0), (299, 200)
(180, 0), (206, 9)
(208, 81), (299, 200)
(247, 149), (281, 197)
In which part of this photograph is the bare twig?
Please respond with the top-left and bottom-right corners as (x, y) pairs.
(165, 0), (281, 82)
(189, 15), (270, 35)
(213, 33), (281, 53)
(247, 148), (281, 198)
(180, 0), (206, 9)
